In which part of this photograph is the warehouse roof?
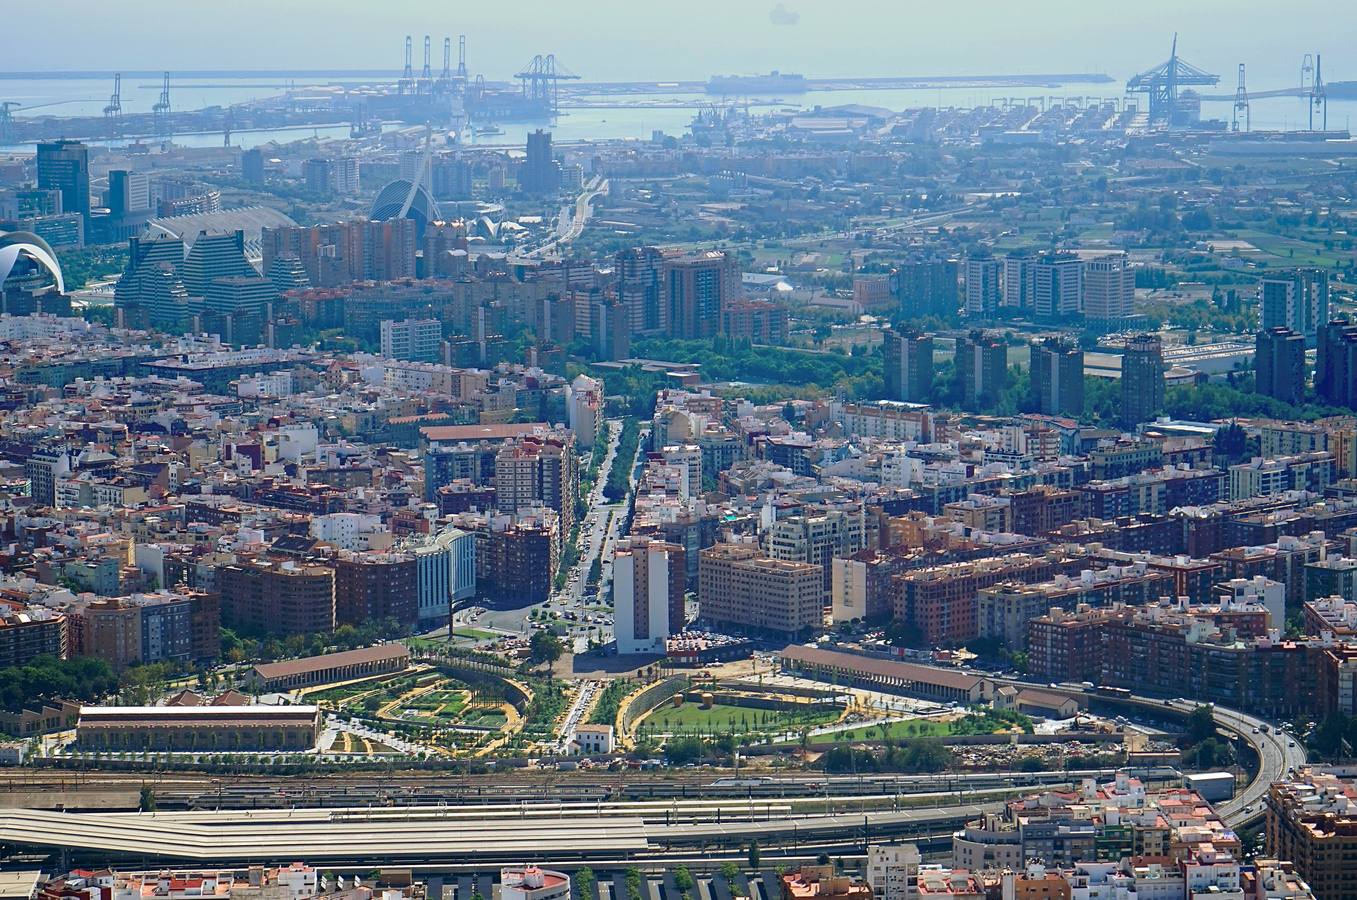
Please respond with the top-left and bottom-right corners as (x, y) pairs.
(251, 643), (409, 680)
(779, 645), (990, 691)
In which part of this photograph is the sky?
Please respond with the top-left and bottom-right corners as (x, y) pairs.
(3, 0), (1352, 90)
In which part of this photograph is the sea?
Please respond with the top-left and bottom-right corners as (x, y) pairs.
(2, 72), (1354, 152)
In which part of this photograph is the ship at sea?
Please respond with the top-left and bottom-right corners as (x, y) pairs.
(706, 71), (807, 95)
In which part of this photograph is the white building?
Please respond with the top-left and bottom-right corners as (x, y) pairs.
(1083, 253), (1134, 322)
(1217, 575), (1286, 629)
(661, 444), (702, 499)
(868, 843), (921, 900)
(1003, 253), (1036, 310)
(1034, 253), (1082, 319)
(614, 537), (679, 655)
(573, 723), (615, 755)
(310, 512), (388, 551)
(238, 371), (295, 398)
(565, 374), (604, 449)
(277, 423), (318, 463)
(832, 400), (934, 442)
(380, 318), (442, 363)
(964, 256), (1001, 318)
(831, 556), (869, 625)
(414, 527), (476, 625)
(331, 156), (361, 195)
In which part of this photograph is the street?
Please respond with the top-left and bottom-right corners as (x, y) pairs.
(459, 418), (642, 656)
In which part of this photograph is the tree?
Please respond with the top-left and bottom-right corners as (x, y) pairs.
(748, 839), (762, 869)
(885, 620), (924, 648)
(528, 631), (564, 676)
(139, 786), (157, 812)
(664, 735), (706, 765)
(577, 870), (596, 900)
(674, 868), (694, 893)
(1181, 705), (1217, 748)
(719, 862), (740, 881)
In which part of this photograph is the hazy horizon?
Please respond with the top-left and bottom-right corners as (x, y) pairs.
(6, 0), (1353, 90)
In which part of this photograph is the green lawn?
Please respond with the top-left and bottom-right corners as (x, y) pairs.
(1234, 228), (1353, 268)
(460, 708), (508, 728)
(451, 628), (498, 641)
(822, 717), (953, 743)
(643, 701), (840, 736)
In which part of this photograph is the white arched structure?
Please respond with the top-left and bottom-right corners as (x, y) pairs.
(0, 231), (65, 294)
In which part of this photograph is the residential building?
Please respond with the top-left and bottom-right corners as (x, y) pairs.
(883, 328), (934, 403)
(763, 507), (867, 592)
(856, 274), (895, 311)
(0, 603), (65, 668)
(615, 246), (668, 335)
(1256, 328), (1307, 405)
(1121, 335), (1165, 428)
(1317, 318), (1357, 408)
(664, 250), (740, 340)
(520, 129), (560, 196)
(868, 844), (921, 900)
(36, 140), (90, 227)
(956, 330), (1008, 409)
(1027, 606), (1117, 683)
(1266, 771), (1357, 900)
(1033, 251), (1082, 319)
(896, 256), (959, 318)
(1261, 269), (1329, 342)
(493, 433), (579, 539)
(217, 559), (336, 636)
(565, 374), (604, 449)
(334, 552), (418, 627)
(1003, 251), (1037, 311)
(1030, 339), (1084, 417)
(614, 536), (685, 655)
(380, 317), (442, 362)
(895, 554), (1065, 645)
(965, 256), (1002, 318)
(1229, 452), (1336, 500)
(977, 565), (1172, 650)
(780, 866), (873, 900)
(1082, 253), (1134, 325)
(698, 543), (824, 636)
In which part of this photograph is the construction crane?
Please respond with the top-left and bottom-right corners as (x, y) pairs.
(1125, 35), (1219, 126)
(1311, 53), (1327, 131)
(399, 36), (414, 95)
(457, 35), (468, 81)
(514, 54), (579, 116)
(420, 35), (433, 94)
(1232, 64), (1249, 132)
(437, 37), (451, 93)
(0, 102), (18, 145)
(103, 73), (122, 119)
(152, 72), (172, 135)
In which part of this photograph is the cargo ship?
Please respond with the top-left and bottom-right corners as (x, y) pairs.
(706, 71), (808, 95)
